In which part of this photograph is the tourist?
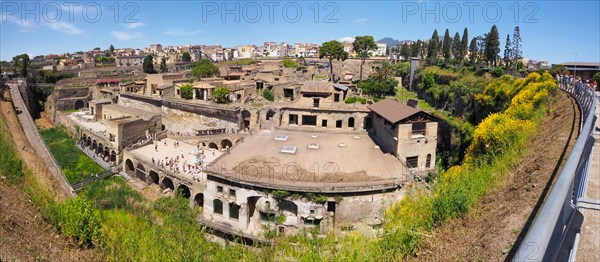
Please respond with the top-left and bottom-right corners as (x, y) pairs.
(593, 80), (598, 91)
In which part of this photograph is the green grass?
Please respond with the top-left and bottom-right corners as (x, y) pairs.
(0, 115), (25, 184)
(395, 86), (439, 114)
(38, 127), (104, 184)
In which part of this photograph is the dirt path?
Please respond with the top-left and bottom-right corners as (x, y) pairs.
(409, 91), (579, 261)
(0, 89), (68, 200)
(0, 88), (100, 261)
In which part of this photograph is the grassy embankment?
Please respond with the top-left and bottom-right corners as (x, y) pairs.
(38, 127), (104, 184)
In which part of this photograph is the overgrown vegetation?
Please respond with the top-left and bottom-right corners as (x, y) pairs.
(262, 89), (275, 101)
(0, 115), (24, 183)
(282, 59), (298, 68)
(192, 59), (220, 79)
(39, 127), (104, 184)
(381, 72), (557, 259)
(212, 87), (230, 104)
(47, 196), (101, 247)
(179, 84), (194, 99)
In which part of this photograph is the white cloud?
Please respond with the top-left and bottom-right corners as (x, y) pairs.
(2, 13), (84, 34)
(163, 28), (202, 36)
(124, 22), (144, 29)
(110, 31), (143, 41)
(354, 18), (368, 24)
(338, 36), (355, 43)
(1, 13), (36, 29)
(47, 22), (83, 35)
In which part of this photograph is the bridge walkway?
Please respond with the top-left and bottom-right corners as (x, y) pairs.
(576, 91), (600, 261)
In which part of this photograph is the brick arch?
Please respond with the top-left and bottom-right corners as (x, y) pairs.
(176, 184), (191, 198)
(161, 176), (174, 191)
(149, 170), (159, 185)
(136, 163), (147, 181)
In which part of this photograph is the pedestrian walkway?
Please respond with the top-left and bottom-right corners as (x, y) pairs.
(7, 82), (75, 198)
(576, 92), (600, 261)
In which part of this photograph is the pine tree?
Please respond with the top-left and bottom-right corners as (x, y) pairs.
(143, 55), (155, 74)
(503, 34), (512, 68)
(452, 32), (461, 63)
(512, 26), (522, 69)
(461, 28), (469, 64)
(412, 40), (421, 58)
(160, 57), (167, 73)
(484, 25), (500, 66)
(443, 29), (452, 64)
(427, 29), (440, 64)
(469, 37), (478, 66)
(400, 43), (411, 60)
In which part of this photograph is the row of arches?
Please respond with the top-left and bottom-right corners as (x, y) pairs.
(197, 139), (234, 150)
(125, 158), (203, 207)
(80, 133), (117, 162)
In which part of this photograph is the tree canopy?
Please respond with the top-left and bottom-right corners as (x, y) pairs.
(212, 87), (230, 104)
(179, 84), (193, 99)
(427, 29), (440, 64)
(357, 63), (398, 98)
(191, 59), (220, 79)
(12, 54), (30, 77)
(142, 55), (155, 74)
(484, 25), (500, 66)
(182, 52), (191, 62)
(353, 35), (378, 81)
(319, 40), (348, 81)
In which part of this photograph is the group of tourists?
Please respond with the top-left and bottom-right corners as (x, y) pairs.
(151, 139), (205, 181)
(167, 127), (240, 137)
(556, 74), (597, 94)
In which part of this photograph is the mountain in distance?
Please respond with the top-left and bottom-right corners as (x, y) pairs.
(377, 37), (415, 47)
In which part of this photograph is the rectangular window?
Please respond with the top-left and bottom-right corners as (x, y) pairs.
(229, 203), (240, 220)
(412, 122), (426, 136)
(217, 186), (223, 194)
(109, 134), (115, 142)
(301, 115), (317, 126)
(336, 120), (343, 128)
(289, 114), (298, 125)
(406, 156), (419, 168)
(304, 218), (321, 225)
(229, 189), (236, 198)
(327, 201), (336, 212)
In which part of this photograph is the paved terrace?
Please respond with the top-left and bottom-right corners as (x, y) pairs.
(128, 138), (223, 179)
(577, 92), (600, 261)
(208, 130), (407, 192)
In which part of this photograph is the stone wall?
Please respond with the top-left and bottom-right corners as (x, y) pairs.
(118, 94), (239, 134)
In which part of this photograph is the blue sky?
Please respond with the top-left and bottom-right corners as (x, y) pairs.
(1, 1), (599, 64)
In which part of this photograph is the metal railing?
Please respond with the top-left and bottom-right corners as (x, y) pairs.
(513, 83), (597, 261)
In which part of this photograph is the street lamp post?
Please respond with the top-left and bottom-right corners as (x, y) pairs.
(573, 51), (578, 78)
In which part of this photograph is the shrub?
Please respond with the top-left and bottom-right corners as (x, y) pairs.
(344, 97), (357, 104)
(262, 89), (275, 101)
(0, 119), (24, 183)
(48, 196), (101, 247)
(179, 84), (194, 99)
(491, 67), (505, 77)
(192, 59), (220, 79)
(213, 87), (230, 104)
(283, 59), (299, 68)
